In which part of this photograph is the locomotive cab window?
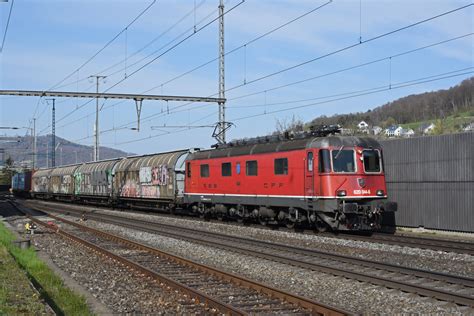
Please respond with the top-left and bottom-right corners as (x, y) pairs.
(363, 149), (381, 173)
(200, 164), (210, 178)
(246, 160), (258, 176)
(274, 158), (288, 175)
(187, 162), (191, 178)
(332, 149), (355, 173)
(307, 152), (313, 172)
(222, 162), (232, 177)
(318, 149), (331, 173)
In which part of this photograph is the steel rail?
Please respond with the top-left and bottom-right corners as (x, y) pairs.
(372, 233), (474, 254)
(27, 202), (474, 307)
(21, 217), (246, 315)
(18, 204), (348, 316)
(28, 199), (474, 256)
(37, 203), (473, 285)
(319, 232), (474, 256)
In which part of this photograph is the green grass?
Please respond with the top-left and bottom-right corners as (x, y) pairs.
(0, 242), (48, 315)
(0, 222), (93, 316)
(400, 110), (474, 133)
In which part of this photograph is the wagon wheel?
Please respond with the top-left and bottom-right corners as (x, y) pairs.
(285, 219), (296, 229)
(258, 217), (268, 226)
(314, 220), (328, 233)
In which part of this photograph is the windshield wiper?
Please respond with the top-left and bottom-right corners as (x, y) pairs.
(334, 145), (344, 160)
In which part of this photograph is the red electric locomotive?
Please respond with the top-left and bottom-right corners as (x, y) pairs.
(184, 128), (396, 231)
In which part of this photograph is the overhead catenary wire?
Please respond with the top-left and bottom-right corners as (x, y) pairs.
(96, 32), (474, 134)
(53, 0), (210, 91)
(31, 0), (157, 120)
(71, 66), (473, 145)
(103, 0), (246, 93)
(52, 0), (328, 130)
(93, 4), (474, 132)
(38, 0), (230, 134)
(107, 69), (473, 146)
(48, 0), (361, 134)
(228, 67), (473, 109)
(47, 0), (158, 92)
(224, 3), (473, 94)
(41, 30), (473, 141)
(142, 0), (332, 94)
(226, 32), (474, 102)
(114, 111), (218, 145)
(35, 3), (473, 144)
(230, 68), (474, 122)
(0, 0), (14, 52)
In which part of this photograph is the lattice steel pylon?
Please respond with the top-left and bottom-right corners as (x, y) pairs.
(217, 0), (226, 144)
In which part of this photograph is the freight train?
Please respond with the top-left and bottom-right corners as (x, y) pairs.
(12, 127), (396, 232)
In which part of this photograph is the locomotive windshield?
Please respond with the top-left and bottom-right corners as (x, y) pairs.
(363, 149), (381, 173)
(332, 149), (355, 172)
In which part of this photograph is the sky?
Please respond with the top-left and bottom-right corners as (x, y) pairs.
(0, 0), (473, 159)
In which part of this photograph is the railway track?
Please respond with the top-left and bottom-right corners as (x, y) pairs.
(321, 232), (474, 256)
(23, 201), (474, 308)
(24, 199), (474, 256)
(12, 201), (347, 316)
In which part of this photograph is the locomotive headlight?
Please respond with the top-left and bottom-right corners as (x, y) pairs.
(376, 190), (384, 196)
(337, 190), (347, 197)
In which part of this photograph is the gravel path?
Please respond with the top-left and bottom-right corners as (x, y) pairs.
(10, 217), (213, 315)
(99, 209), (474, 278)
(80, 215), (473, 314)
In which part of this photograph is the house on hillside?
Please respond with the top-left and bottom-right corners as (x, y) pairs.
(372, 126), (382, 135)
(420, 122), (436, 135)
(463, 122), (474, 132)
(385, 125), (414, 137)
(385, 126), (399, 137)
(402, 128), (415, 137)
(357, 121), (369, 130)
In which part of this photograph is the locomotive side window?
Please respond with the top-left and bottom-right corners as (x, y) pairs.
(222, 162), (232, 176)
(236, 163), (241, 175)
(200, 164), (210, 178)
(332, 149), (356, 173)
(318, 149), (331, 173)
(246, 160), (258, 176)
(187, 162), (191, 178)
(363, 149), (381, 173)
(274, 158), (288, 175)
(307, 152), (313, 172)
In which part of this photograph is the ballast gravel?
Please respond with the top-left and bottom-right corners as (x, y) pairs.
(100, 209), (474, 278)
(80, 215), (473, 314)
(11, 218), (212, 315)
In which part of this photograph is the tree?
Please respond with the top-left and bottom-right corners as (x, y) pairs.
(275, 115), (304, 134)
(432, 119), (446, 135)
(382, 117), (397, 128)
(0, 156), (15, 187)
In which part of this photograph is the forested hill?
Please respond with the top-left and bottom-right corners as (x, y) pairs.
(309, 77), (474, 128)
